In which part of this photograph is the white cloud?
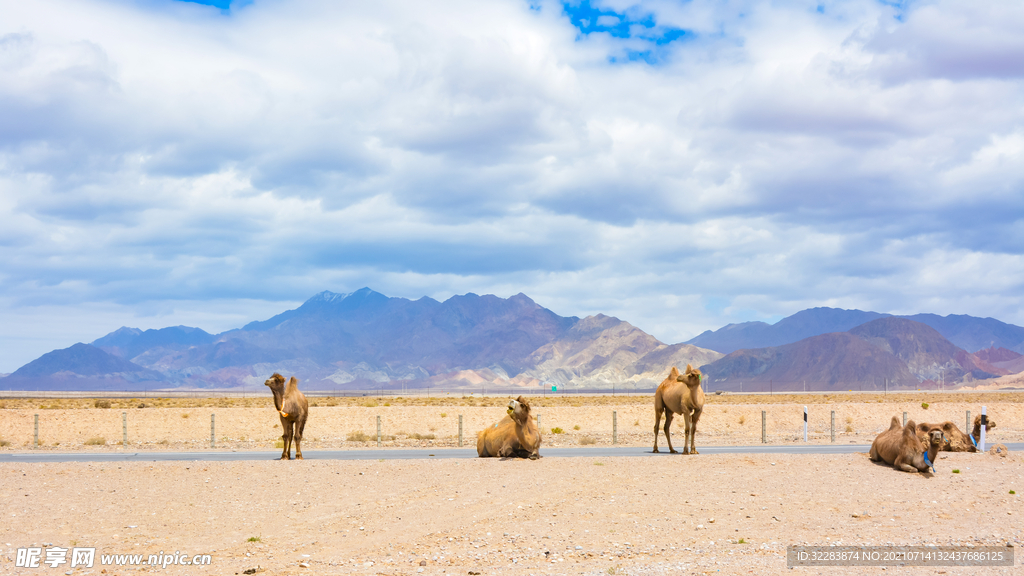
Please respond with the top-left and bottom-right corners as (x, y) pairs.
(0, 0), (1022, 371)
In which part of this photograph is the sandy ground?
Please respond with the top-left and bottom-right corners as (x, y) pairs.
(1, 394), (1022, 575)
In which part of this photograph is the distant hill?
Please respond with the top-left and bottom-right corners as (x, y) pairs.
(686, 307), (1024, 354)
(3, 288), (720, 391)
(4, 343), (164, 391)
(6, 289), (1022, 392)
(700, 332), (920, 392)
(685, 308), (890, 354)
(699, 317), (1006, 392)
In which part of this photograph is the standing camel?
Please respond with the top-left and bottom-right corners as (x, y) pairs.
(264, 373), (309, 460)
(653, 364), (705, 454)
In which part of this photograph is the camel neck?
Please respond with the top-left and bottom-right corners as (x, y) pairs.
(270, 388), (284, 412)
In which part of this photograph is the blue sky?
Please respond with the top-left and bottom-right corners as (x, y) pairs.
(1, 0), (1023, 372)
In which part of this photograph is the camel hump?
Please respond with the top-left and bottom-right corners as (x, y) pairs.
(285, 376), (300, 394)
(888, 416), (901, 431)
(668, 366), (680, 379)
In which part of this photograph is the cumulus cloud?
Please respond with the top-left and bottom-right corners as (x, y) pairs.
(0, 0), (1022, 371)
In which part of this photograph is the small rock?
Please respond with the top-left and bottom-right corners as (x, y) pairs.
(419, 560), (427, 566)
(242, 566), (262, 575)
(298, 562), (309, 568)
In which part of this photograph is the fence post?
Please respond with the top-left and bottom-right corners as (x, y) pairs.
(211, 413), (215, 448)
(803, 406), (808, 442)
(377, 415), (382, 448)
(612, 411), (617, 445)
(123, 412), (128, 446)
(34, 414), (39, 449)
(966, 410), (971, 434)
(459, 415), (463, 447)
(830, 411), (835, 443)
(903, 412), (907, 427)
(761, 410), (766, 443)
(537, 414), (541, 432)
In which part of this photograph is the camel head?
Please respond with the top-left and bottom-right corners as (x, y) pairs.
(507, 395), (532, 425)
(972, 415), (995, 437)
(924, 428), (943, 447)
(917, 422), (948, 444)
(264, 373), (286, 392)
(677, 364), (702, 389)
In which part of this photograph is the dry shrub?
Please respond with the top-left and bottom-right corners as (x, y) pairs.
(551, 427), (564, 434)
(361, 401), (378, 408)
(408, 433), (436, 440)
(573, 424), (581, 430)
(845, 416), (854, 424)
(738, 415), (746, 425)
(85, 437), (106, 446)
(347, 431), (372, 442)
(580, 436), (597, 445)
(94, 400), (112, 409)
(0, 438), (10, 447)
(845, 425), (854, 433)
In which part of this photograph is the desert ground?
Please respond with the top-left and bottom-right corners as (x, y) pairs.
(1, 392), (1022, 575)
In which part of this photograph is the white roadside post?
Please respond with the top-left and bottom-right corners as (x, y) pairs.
(803, 406), (808, 442)
(980, 406), (987, 452)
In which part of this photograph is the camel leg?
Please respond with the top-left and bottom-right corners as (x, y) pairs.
(689, 407), (702, 455)
(280, 420), (293, 460)
(294, 415), (307, 460)
(664, 412), (677, 454)
(893, 456), (918, 473)
(653, 406), (663, 453)
(681, 410), (692, 455)
(497, 440), (515, 458)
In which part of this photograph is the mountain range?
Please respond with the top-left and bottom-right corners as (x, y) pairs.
(686, 307), (1024, 354)
(3, 289), (1023, 392)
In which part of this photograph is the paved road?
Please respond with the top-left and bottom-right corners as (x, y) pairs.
(2, 443), (1021, 463)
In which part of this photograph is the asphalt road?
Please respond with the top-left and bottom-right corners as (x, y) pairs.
(2, 443), (1021, 463)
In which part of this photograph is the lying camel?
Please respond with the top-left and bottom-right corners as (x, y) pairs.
(477, 395), (541, 459)
(870, 416), (942, 473)
(264, 373), (309, 460)
(915, 421), (977, 452)
(972, 415), (996, 446)
(653, 364), (705, 455)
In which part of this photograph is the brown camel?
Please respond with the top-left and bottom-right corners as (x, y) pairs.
(972, 415), (996, 446)
(870, 416), (942, 473)
(477, 396), (541, 459)
(264, 373), (309, 460)
(915, 421), (977, 452)
(653, 364), (705, 455)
